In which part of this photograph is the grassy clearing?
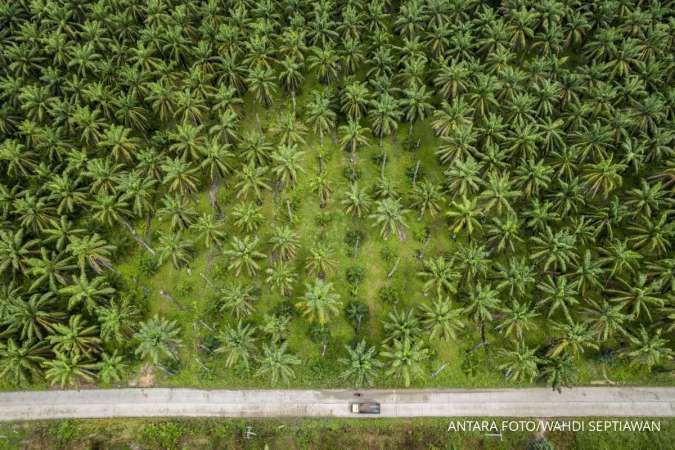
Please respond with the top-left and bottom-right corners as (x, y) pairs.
(105, 91), (670, 390)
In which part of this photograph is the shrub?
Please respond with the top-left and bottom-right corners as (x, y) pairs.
(378, 285), (400, 305)
(140, 422), (183, 450)
(344, 229), (364, 257)
(342, 164), (361, 182)
(345, 266), (365, 285)
(273, 299), (297, 318)
(138, 254), (160, 276)
(314, 211), (334, 227)
(176, 280), (193, 297)
(371, 151), (387, 167)
(405, 163), (423, 182)
(54, 420), (78, 446)
(527, 437), (555, 450)
(380, 245), (395, 262)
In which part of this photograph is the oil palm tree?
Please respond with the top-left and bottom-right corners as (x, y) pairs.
(401, 82), (433, 138)
(134, 315), (182, 365)
(436, 124), (478, 164)
(339, 119), (369, 163)
(269, 225), (300, 261)
(234, 163), (271, 200)
(495, 257), (536, 298)
(581, 299), (629, 342)
(456, 242), (491, 282)
(304, 89), (336, 148)
(224, 236), (266, 277)
(256, 342), (300, 384)
(192, 214), (225, 249)
(0, 338), (48, 386)
(169, 123), (205, 161)
(261, 313), (291, 344)
(278, 56), (304, 111)
(465, 282), (501, 349)
(417, 257), (458, 298)
(215, 321), (257, 369)
(538, 275), (579, 323)
(446, 195), (483, 238)
(48, 315), (101, 358)
(369, 93), (402, 145)
(445, 156), (483, 197)
(380, 338), (429, 388)
(548, 321), (599, 358)
(157, 231), (194, 269)
(339, 340), (382, 387)
(486, 215), (524, 254)
(434, 61), (470, 100)
(296, 279), (342, 326)
(271, 144), (305, 188)
(25, 248), (75, 292)
(583, 155), (626, 199)
(497, 300), (539, 341)
(96, 298), (139, 345)
(625, 327), (673, 370)
(628, 214), (673, 256)
(240, 132), (273, 167)
(265, 262), (297, 296)
(90, 193), (130, 228)
(410, 181), (443, 218)
(345, 301), (369, 334)
(97, 351), (126, 384)
(218, 282), (257, 319)
(0, 229), (37, 277)
(43, 352), (97, 388)
(498, 343), (542, 383)
(599, 239), (642, 278)
(307, 46), (340, 85)
(608, 274), (663, 320)
(420, 297), (464, 342)
(530, 227), (578, 272)
(270, 113), (308, 146)
(60, 274), (115, 314)
(158, 194), (198, 231)
(162, 157), (199, 195)
(305, 243), (336, 279)
(432, 97), (474, 138)
(543, 354), (577, 392)
(309, 172), (332, 208)
(341, 183), (372, 218)
(479, 172), (521, 215)
(209, 110), (240, 144)
(199, 140), (234, 185)
(98, 125), (138, 162)
(4, 292), (63, 341)
(341, 81), (371, 122)
(369, 198), (409, 240)
(231, 203), (264, 234)
(383, 308), (421, 343)
(246, 66), (277, 108)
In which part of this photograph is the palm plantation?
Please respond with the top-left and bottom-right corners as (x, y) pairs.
(0, 0), (672, 395)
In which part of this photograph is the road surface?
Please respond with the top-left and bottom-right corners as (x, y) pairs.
(0, 388), (673, 421)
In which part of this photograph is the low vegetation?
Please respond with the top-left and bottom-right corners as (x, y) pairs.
(2, 418), (674, 450)
(0, 0), (673, 392)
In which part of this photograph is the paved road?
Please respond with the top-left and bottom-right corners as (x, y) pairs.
(0, 388), (673, 421)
